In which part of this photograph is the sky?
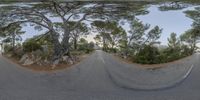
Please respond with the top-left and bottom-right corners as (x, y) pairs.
(136, 5), (196, 45)
(0, 3), (198, 46)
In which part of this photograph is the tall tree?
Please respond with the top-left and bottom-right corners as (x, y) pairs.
(144, 26), (162, 46)
(168, 32), (180, 49)
(108, 22), (126, 50)
(92, 21), (112, 51)
(92, 21), (126, 51)
(0, 23), (24, 51)
(184, 7), (200, 53)
(70, 22), (89, 50)
(158, 1), (188, 11)
(128, 19), (150, 50)
(0, 1), (150, 66)
(121, 19), (162, 58)
(0, 1), (97, 65)
(180, 28), (200, 54)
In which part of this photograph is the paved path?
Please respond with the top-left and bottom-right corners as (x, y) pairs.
(0, 50), (200, 100)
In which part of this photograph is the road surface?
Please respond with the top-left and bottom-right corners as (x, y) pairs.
(0, 50), (200, 100)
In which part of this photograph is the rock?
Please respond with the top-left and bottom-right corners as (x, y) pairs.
(44, 59), (50, 64)
(6, 54), (12, 57)
(35, 56), (41, 61)
(19, 54), (29, 63)
(32, 49), (43, 58)
(123, 56), (127, 59)
(53, 59), (60, 65)
(35, 57), (42, 65)
(52, 59), (60, 69)
(62, 56), (69, 61)
(41, 45), (48, 52)
(23, 58), (34, 66)
(68, 59), (74, 65)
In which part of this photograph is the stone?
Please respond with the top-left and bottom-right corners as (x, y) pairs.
(44, 59), (50, 64)
(51, 59), (60, 69)
(35, 57), (41, 64)
(41, 45), (49, 53)
(7, 54), (12, 57)
(19, 54), (29, 63)
(23, 58), (34, 66)
(123, 56), (127, 59)
(62, 56), (69, 61)
(68, 59), (74, 65)
(32, 49), (43, 58)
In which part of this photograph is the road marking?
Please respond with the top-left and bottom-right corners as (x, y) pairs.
(97, 50), (105, 64)
(183, 64), (193, 79)
(101, 57), (105, 64)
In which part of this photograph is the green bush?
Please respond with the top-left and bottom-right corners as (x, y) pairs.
(77, 41), (94, 54)
(134, 45), (161, 64)
(23, 39), (42, 52)
(107, 48), (118, 53)
(4, 44), (13, 53)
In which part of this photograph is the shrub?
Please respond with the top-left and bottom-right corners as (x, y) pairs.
(134, 45), (161, 64)
(23, 39), (42, 52)
(4, 44), (13, 53)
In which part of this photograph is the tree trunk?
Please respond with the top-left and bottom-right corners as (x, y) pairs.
(51, 24), (72, 67)
(103, 37), (106, 51)
(74, 38), (77, 50)
(12, 33), (16, 51)
(51, 31), (63, 64)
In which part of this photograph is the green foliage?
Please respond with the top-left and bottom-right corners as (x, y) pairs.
(1, 23), (24, 51)
(119, 19), (163, 64)
(180, 44), (193, 56)
(158, 32), (183, 62)
(180, 28), (200, 54)
(3, 44), (13, 53)
(145, 26), (162, 45)
(184, 7), (200, 53)
(77, 38), (94, 53)
(158, 2), (187, 11)
(168, 32), (180, 49)
(134, 45), (161, 64)
(132, 32), (193, 64)
(23, 38), (42, 53)
(119, 18), (194, 64)
(92, 20), (126, 52)
(161, 48), (181, 62)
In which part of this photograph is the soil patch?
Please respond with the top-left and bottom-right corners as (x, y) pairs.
(113, 54), (192, 69)
(3, 53), (92, 72)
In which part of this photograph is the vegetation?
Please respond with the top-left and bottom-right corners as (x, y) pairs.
(92, 21), (126, 52)
(78, 38), (94, 54)
(91, 17), (199, 64)
(0, 1), (199, 66)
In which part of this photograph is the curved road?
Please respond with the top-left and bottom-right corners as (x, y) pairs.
(0, 50), (200, 100)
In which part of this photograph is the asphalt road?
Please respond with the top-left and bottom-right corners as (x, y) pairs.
(0, 50), (200, 100)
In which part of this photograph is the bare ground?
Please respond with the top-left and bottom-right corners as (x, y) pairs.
(3, 53), (92, 72)
(113, 53), (192, 69)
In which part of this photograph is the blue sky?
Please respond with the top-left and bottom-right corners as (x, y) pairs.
(8, 4), (198, 45)
(136, 5), (196, 45)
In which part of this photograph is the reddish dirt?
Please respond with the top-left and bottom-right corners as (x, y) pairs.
(113, 54), (192, 69)
(4, 53), (91, 72)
